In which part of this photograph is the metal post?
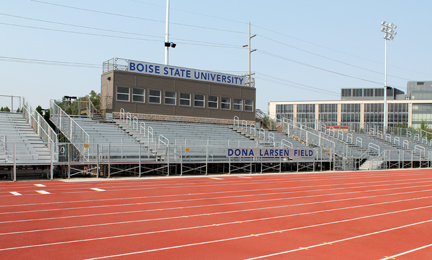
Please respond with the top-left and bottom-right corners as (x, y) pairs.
(205, 145), (208, 175)
(50, 143), (54, 180)
(139, 145), (142, 177)
(96, 144), (99, 178)
(13, 143), (16, 181)
(108, 144), (111, 178)
(164, 0), (170, 65)
(384, 38), (388, 133)
(67, 144), (70, 179)
(180, 146), (183, 176)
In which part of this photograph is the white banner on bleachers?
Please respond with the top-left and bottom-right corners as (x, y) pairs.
(226, 148), (315, 157)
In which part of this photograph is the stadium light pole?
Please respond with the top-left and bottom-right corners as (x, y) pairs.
(164, 0), (170, 65)
(381, 21), (397, 133)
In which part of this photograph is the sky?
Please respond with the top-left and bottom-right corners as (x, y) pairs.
(1, 0), (432, 114)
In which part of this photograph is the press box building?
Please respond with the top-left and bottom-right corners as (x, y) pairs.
(100, 58), (256, 123)
(268, 81), (432, 131)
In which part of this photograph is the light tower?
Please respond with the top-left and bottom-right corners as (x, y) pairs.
(381, 21), (397, 133)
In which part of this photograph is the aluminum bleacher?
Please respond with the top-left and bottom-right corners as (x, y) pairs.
(0, 109), (56, 164)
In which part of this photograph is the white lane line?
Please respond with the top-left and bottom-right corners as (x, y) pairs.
(1, 176), (432, 209)
(2, 181), (432, 216)
(380, 243), (432, 259)
(10, 192), (21, 196)
(0, 173), (431, 199)
(90, 188), (105, 192)
(35, 190), (50, 195)
(84, 218), (432, 259)
(2, 186), (432, 225)
(209, 177), (223, 180)
(34, 184), (46, 187)
(2, 193), (432, 239)
(246, 219), (432, 260)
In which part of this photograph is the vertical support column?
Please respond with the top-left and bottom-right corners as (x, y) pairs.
(50, 143), (54, 180)
(139, 145), (142, 177)
(360, 103), (365, 130)
(205, 145), (208, 175)
(67, 144), (71, 179)
(108, 144), (111, 178)
(96, 144), (99, 178)
(13, 143), (16, 182)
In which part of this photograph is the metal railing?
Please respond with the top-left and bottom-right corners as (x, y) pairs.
(50, 100), (90, 161)
(22, 98), (58, 155)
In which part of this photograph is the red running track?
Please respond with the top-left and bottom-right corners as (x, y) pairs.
(1, 169), (432, 259)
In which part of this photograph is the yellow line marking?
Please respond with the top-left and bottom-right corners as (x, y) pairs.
(34, 184), (46, 187)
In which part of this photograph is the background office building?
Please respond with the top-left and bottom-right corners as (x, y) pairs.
(101, 58), (256, 123)
(268, 81), (432, 131)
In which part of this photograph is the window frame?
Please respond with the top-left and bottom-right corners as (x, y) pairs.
(194, 94), (205, 108)
(116, 86), (130, 102)
(221, 97), (231, 110)
(179, 93), (191, 107)
(244, 100), (253, 112)
(132, 88), (145, 103)
(208, 95), (218, 109)
(164, 91), (176, 106)
(233, 98), (243, 111)
(148, 89), (161, 104)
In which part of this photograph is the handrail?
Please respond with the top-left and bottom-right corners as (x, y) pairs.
(403, 140), (409, 149)
(139, 122), (146, 136)
(394, 137), (400, 146)
(147, 126), (154, 143)
(268, 132), (275, 144)
(356, 137), (362, 148)
(385, 134), (391, 142)
(50, 100), (90, 161)
(337, 130), (344, 140)
(126, 112), (132, 126)
(346, 133), (353, 144)
(120, 108), (125, 120)
(368, 143), (380, 155)
(259, 128), (265, 140)
(133, 116), (138, 131)
(281, 139), (293, 148)
(158, 134), (169, 146)
(233, 116), (239, 128)
(414, 145), (426, 158)
(241, 120), (247, 130)
(422, 136), (428, 145)
(414, 134), (420, 142)
(22, 97), (58, 156)
(249, 124), (256, 136)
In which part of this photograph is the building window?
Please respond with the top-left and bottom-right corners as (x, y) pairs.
(179, 93), (191, 106)
(221, 97), (231, 110)
(149, 90), (161, 104)
(375, 89), (384, 97)
(364, 89), (374, 97)
(116, 87), (129, 102)
(208, 96), (218, 109)
(194, 94), (205, 108)
(165, 91), (176, 105)
(244, 100), (253, 112)
(353, 89), (362, 97)
(233, 99), (243, 111)
(132, 88), (145, 103)
(341, 89), (351, 97)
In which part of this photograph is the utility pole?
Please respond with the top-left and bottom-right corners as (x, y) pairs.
(244, 21), (256, 87)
